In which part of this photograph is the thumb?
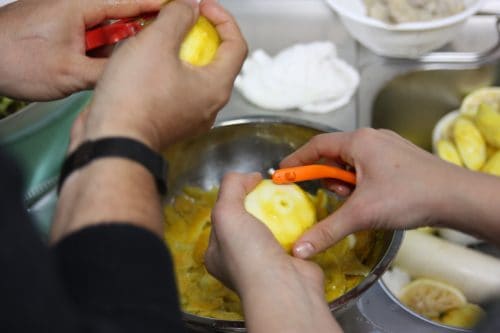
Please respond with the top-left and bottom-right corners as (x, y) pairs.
(145, 0), (199, 54)
(292, 198), (363, 259)
(73, 57), (107, 89)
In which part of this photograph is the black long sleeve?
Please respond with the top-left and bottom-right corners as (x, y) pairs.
(0, 149), (186, 333)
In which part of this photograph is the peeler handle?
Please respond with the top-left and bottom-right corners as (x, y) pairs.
(85, 20), (141, 51)
(85, 13), (158, 51)
(272, 165), (356, 185)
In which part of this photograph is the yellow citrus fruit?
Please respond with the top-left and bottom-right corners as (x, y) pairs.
(453, 117), (487, 171)
(460, 87), (500, 118)
(482, 150), (500, 177)
(244, 180), (316, 252)
(399, 278), (467, 318)
(440, 303), (485, 329)
(180, 16), (220, 66)
(475, 103), (500, 149)
(436, 139), (463, 166)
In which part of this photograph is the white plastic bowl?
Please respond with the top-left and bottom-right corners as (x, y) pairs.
(325, 0), (485, 58)
(431, 110), (460, 152)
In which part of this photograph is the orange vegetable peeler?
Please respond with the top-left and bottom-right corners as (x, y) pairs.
(271, 165), (356, 185)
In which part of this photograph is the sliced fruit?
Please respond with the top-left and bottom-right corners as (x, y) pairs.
(399, 278), (467, 318)
(482, 151), (500, 177)
(453, 117), (487, 171)
(460, 87), (500, 118)
(436, 139), (463, 166)
(440, 303), (485, 329)
(475, 103), (500, 149)
(244, 180), (316, 252)
(180, 16), (220, 66)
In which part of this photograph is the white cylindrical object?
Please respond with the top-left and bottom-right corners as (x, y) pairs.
(394, 230), (500, 303)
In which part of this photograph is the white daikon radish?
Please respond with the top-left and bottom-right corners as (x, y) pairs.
(438, 228), (483, 246)
(382, 267), (411, 296)
(394, 231), (500, 303)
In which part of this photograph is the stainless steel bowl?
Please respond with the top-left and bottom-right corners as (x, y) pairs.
(164, 116), (404, 332)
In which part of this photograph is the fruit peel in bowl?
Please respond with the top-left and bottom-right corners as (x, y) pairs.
(163, 181), (388, 320)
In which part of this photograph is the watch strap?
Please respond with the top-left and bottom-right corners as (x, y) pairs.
(58, 137), (167, 195)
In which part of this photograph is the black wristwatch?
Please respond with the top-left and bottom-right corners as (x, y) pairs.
(58, 137), (168, 196)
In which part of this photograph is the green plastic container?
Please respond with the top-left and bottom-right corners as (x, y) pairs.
(0, 91), (92, 236)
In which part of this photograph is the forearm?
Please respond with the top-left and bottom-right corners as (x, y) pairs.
(51, 156), (163, 243)
(53, 224), (187, 333)
(239, 267), (342, 333)
(433, 166), (500, 244)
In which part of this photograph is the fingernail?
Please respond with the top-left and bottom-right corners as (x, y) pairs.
(294, 242), (314, 259)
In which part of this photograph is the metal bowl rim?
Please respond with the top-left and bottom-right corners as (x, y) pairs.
(214, 115), (341, 134)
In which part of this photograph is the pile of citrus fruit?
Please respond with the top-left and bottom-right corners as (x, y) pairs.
(435, 87), (500, 176)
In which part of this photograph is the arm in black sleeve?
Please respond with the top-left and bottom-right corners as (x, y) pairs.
(53, 224), (187, 333)
(0, 150), (80, 332)
(0, 149), (186, 333)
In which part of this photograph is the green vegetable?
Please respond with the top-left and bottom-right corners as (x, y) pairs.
(0, 96), (28, 120)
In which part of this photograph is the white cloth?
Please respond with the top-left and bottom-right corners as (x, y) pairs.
(235, 41), (360, 114)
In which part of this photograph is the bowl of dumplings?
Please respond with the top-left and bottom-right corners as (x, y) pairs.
(325, 0), (485, 58)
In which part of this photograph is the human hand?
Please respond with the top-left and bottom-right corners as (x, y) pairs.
(0, 0), (164, 101)
(78, 0), (247, 151)
(205, 172), (324, 296)
(205, 172), (342, 333)
(281, 128), (468, 259)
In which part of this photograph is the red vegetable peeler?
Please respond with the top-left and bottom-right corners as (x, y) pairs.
(85, 13), (158, 52)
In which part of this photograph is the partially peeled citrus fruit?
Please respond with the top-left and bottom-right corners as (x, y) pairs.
(180, 16), (220, 66)
(244, 180), (316, 252)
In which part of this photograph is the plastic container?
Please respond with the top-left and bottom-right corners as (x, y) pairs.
(0, 91), (92, 204)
